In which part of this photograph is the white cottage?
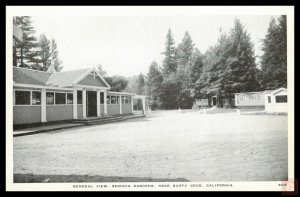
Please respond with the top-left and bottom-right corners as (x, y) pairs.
(264, 88), (288, 113)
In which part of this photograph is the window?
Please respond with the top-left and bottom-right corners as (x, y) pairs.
(46, 92), (54, 105)
(107, 95), (111, 104)
(111, 96), (116, 104)
(275, 95), (287, 103)
(128, 96), (131, 104)
(67, 93), (73, 104)
(100, 92), (104, 104)
(32, 91), (41, 105)
(77, 91), (82, 104)
(15, 90), (30, 105)
(268, 96), (271, 103)
(122, 96), (125, 104)
(55, 93), (66, 104)
(125, 96), (129, 104)
(239, 95), (243, 101)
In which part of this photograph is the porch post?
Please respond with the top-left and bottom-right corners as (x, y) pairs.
(41, 88), (47, 122)
(73, 89), (77, 119)
(104, 91), (107, 115)
(142, 97), (146, 115)
(82, 89), (87, 118)
(119, 94), (122, 114)
(131, 95), (134, 113)
(97, 90), (100, 117)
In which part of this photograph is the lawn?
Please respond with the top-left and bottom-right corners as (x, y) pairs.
(13, 110), (288, 182)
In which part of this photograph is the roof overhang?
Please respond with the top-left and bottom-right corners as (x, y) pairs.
(271, 88), (287, 95)
(108, 91), (135, 95)
(13, 83), (74, 91)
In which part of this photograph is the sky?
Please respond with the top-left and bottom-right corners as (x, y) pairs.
(31, 15), (278, 76)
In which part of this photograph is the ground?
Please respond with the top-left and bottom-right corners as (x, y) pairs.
(13, 110), (288, 182)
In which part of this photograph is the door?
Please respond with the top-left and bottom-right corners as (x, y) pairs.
(87, 91), (97, 117)
(212, 97), (217, 106)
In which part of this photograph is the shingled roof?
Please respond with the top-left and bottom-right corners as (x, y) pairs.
(13, 67), (52, 85)
(46, 68), (90, 86)
(13, 67), (107, 88)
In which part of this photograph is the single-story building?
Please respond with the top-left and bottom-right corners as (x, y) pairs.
(13, 65), (145, 126)
(193, 99), (209, 109)
(264, 88), (288, 113)
(234, 88), (287, 113)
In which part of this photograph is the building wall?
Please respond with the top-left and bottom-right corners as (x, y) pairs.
(264, 91), (288, 113)
(13, 106), (41, 124)
(235, 92), (265, 106)
(122, 104), (132, 114)
(46, 105), (73, 121)
(239, 106), (265, 112)
(107, 104), (120, 115)
(265, 104), (288, 113)
(77, 104), (83, 119)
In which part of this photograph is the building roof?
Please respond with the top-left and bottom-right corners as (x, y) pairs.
(234, 90), (274, 95)
(46, 68), (90, 86)
(270, 88), (287, 95)
(13, 66), (52, 85)
(13, 67), (108, 88)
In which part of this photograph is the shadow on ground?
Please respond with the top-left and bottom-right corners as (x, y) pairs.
(14, 174), (190, 183)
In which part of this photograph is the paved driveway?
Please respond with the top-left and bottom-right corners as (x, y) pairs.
(13, 111), (288, 182)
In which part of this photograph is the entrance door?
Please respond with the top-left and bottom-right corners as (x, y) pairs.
(212, 97), (217, 106)
(87, 91), (97, 117)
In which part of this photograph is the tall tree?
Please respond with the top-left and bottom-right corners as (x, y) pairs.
(261, 16), (287, 89)
(105, 76), (128, 92)
(50, 39), (63, 72)
(189, 49), (206, 99)
(14, 16), (39, 67)
(146, 61), (163, 109)
(162, 29), (178, 74)
(225, 19), (258, 94)
(160, 73), (181, 109)
(177, 31), (195, 68)
(137, 73), (145, 95)
(37, 34), (51, 70)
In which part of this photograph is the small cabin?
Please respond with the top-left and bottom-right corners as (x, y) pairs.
(264, 88), (288, 113)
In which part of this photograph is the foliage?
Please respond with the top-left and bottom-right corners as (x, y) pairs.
(37, 34), (51, 70)
(13, 16), (39, 67)
(50, 39), (63, 72)
(260, 16), (287, 89)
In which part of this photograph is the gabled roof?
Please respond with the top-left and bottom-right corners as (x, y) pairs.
(13, 66), (110, 89)
(46, 68), (90, 86)
(271, 88), (287, 95)
(13, 67), (52, 85)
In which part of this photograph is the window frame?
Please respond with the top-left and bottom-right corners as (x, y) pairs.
(268, 96), (271, 103)
(14, 89), (32, 106)
(100, 92), (104, 104)
(77, 90), (83, 105)
(111, 95), (117, 104)
(67, 93), (73, 105)
(31, 91), (41, 105)
(14, 89), (76, 106)
(55, 92), (67, 105)
(107, 95), (111, 104)
(275, 95), (287, 103)
(46, 91), (55, 105)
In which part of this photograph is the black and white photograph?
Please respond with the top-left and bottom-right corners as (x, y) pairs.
(6, 6), (295, 191)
